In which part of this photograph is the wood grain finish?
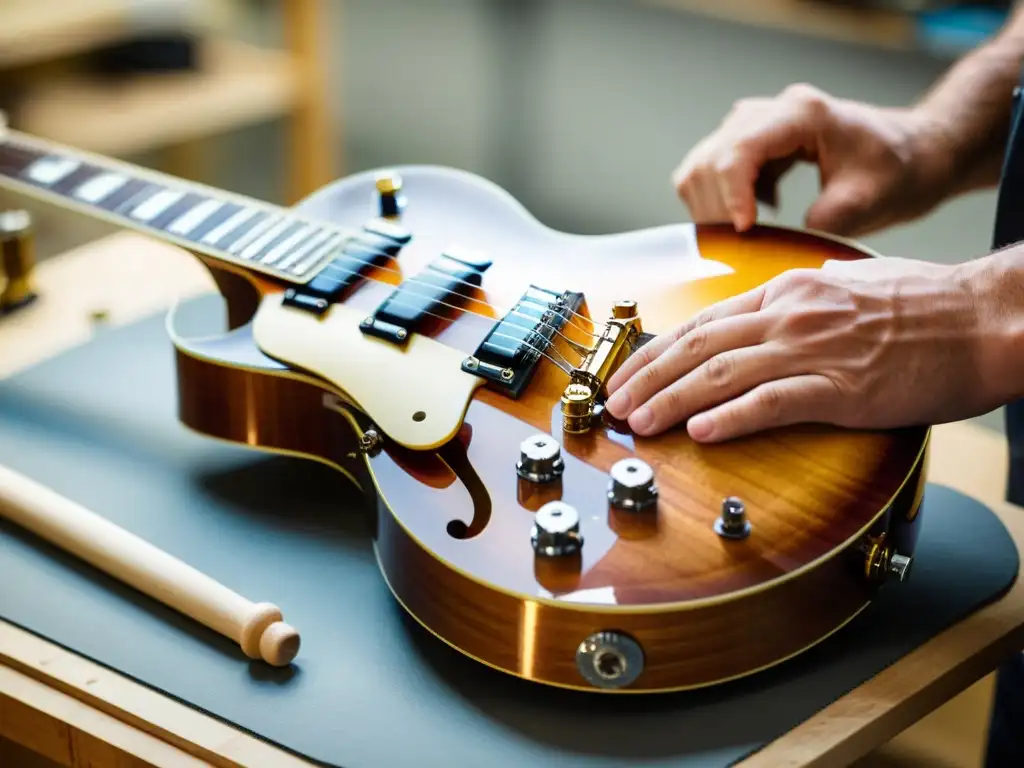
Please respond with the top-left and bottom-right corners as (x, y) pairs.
(166, 164), (929, 692)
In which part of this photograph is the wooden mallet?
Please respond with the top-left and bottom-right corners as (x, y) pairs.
(0, 463), (300, 666)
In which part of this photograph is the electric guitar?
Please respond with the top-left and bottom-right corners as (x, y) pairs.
(0, 122), (928, 693)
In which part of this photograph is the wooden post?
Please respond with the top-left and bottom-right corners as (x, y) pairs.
(281, 0), (336, 205)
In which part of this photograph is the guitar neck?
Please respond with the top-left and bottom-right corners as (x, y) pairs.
(0, 129), (352, 285)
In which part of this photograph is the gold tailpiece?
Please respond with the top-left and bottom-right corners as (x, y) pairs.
(560, 300), (643, 434)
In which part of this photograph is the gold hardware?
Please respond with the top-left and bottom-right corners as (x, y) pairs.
(612, 300), (638, 319)
(861, 531), (914, 585)
(863, 535), (890, 584)
(0, 209), (37, 313)
(561, 381), (596, 434)
(375, 172), (405, 220)
(375, 173), (402, 196)
(560, 301), (643, 434)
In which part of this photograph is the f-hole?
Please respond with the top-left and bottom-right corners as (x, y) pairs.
(437, 440), (491, 540)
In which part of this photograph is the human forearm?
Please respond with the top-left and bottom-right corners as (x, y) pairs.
(955, 241), (1024, 409)
(915, 6), (1024, 196)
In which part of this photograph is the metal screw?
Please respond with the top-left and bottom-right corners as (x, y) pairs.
(714, 496), (751, 540)
(358, 428), (382, 457)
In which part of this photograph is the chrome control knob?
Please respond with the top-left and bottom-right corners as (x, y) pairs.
(607, 458), (658, 511)
(889, 553), (913, 582)
(531, 501), (583, 557)
(516, 434), (564, 483)
(714, 496), (751, 540)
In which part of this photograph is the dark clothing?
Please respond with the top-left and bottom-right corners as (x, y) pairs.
(986, 77), (1024, 768)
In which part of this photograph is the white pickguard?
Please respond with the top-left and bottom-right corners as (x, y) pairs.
(251, 292), (485, 451)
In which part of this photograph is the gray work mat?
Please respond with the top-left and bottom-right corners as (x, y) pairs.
(0, 294), (1018, 768)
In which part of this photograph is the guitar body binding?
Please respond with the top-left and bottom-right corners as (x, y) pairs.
(168, 166), (929, 693)
(0, 131), (930, 693)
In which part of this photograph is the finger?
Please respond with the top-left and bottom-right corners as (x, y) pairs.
(627, 341), (795, 435)
(714, 150), (760, 231)
(682, 167), (732, 224)
(686, 374), (839, 442)
(606, 285), (767, 396)
(605, 312), (768, 420)
(804, 175), (877, 236)
(709, 103), (822, 227)
(754, 156), (799, 208)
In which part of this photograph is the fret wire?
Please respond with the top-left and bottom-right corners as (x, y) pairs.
(286, 232), (344, 274)
(130, 189), (185, 223)
(152, 192), (207, 231)
(240, 218), (299, 261)
(226, 213), (278, 254)
(0, 134), (600, 350)
(261, 224), (318, 266)
(0, 133), (426, 287)
(184, 202), (240, 241)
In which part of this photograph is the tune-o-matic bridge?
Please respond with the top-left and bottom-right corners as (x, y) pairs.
(360, 248), (493, 344)
(560, 300), (644, 434)
(461, 286), (585, 399)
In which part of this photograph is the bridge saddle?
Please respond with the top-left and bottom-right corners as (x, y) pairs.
(560, 300), (645, 434)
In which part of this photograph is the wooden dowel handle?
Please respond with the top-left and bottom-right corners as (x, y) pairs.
(0, 464), (300, 666)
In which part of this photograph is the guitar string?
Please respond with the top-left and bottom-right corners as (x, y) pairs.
(321, 241), (602, 339)
(3, 137), (614, 348)
(310, 254), (598, 361)
(2, 136), (605, 338)
(345, 289), (578, 375)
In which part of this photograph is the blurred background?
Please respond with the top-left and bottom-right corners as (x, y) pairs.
(0, 1), (1016, 765)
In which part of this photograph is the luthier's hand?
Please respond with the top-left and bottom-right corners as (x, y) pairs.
(604, 255), (1016, 442)
(671, 83), (959, 237)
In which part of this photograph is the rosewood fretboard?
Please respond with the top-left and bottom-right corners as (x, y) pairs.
(0, 130), (370, 285)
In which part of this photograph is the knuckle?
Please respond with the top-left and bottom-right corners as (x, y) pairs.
(694, 306), (717, 328)
(681, 327), (707, 358)
(631, 347), (654, 370)
(731, 136), (759, 160)
(704, 354), (734, 387)
(782, 82), (830, 123)
(755, 384), (784, 420)
(660, 386), (686, 418)
(712, 150), (739, 176)
(782, 82), (823, 105)
(777, 268), (821, 294)
(634, 360), (661, 392)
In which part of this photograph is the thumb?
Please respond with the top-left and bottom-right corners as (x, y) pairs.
(804, 175), (877, 236)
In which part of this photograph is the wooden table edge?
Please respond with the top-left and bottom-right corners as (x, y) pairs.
(0, 232), (1022, 768)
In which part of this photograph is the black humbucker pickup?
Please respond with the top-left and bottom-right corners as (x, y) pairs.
(463, 287), (584, 399)
(282, 224), (412, 316)
(359, 248), (492, 344)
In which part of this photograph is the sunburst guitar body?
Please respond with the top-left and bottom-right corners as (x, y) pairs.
(0, 125), (928, 693)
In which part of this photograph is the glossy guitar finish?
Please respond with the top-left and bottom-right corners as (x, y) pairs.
(0, 131), (928, 693)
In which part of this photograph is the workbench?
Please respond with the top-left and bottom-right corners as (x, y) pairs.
(0, 232), (1022, 767)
